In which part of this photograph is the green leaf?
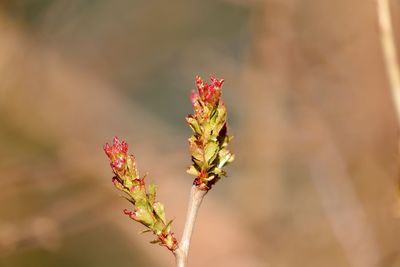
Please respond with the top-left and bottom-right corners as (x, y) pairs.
(139, 229), (152, 234)
(152, 220), (165, 235)
(130, 185), (146, 202)
(186, 115), (202, 135)
(126, 156), (139, 179)
(192, 157), (203, 168)
(186, 165), (200, 176)
(147, 183), (156, 205)
(214, 105), (227, 135)
(205, 141), (219, 163)
(218, 149), (234, 168)
(135, 207), (155, 227)
(162, 219), (174, 235)
(189, 136), (203, 161)
(213, 167), (226, 176)
(228, 153), (235, 163)
(209, 108), (219, 128)
(153, 202), (166, 224)
(123, 178), (134, 189)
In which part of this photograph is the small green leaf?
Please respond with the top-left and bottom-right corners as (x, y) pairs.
(139, 229), (152, 234)
(209, 108), (219, 128)
(152, 220), (165, 235)
(214, 105), (227, 134)
(186, 165), (200, 176)
(130, 185), (146, 202)
(192, 157), (203, 169)
(147, 183), (156, 205)
(189, 137), (203, 161)
(126, 156), (139, 179)
(205, 141), (219, 163)
(227, 153), (235, 163)
(153, 202), (166, 224)
(218, 149), (234, 168)
(213, 167), (226, 176)
(186, 115), (202, 135)
(162, 219), (174, 235)
(123, 178), (134, 189)
(135, 207), (155, 227)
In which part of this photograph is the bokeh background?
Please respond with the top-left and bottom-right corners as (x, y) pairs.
(1, 0), (400, 266)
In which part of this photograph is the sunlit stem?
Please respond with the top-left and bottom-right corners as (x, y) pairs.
(174, 186), (207, 267)
(376, 0), (400, 123)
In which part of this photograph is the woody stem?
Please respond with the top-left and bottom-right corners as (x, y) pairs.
(174, 186), (207, 267)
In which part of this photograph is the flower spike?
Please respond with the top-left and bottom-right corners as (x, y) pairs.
(104, 137), (178, 252)
(186, 75), (234, 190)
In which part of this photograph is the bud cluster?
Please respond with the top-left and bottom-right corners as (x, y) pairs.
(186, 76), (235, 190)
(104, 137), (178, 251)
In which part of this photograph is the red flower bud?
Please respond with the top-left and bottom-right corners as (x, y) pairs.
(193, 75), (224, 107)
(104, 136), (129, 173)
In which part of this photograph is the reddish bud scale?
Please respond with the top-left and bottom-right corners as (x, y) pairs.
(158, 233), (179, 251)
(104, 136), (129, 173)
(194, 75), (224, 107)
(190, 91), (202, 115)
(123, 208), (138, 221)
(193, 170), (217, 190)
(130, 179), (145, 192)
(112, 176), (124, 188)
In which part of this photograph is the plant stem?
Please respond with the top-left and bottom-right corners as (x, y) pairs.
(376, 0), (400, 124)
(174, 186), (207, 267)
(376, 0), (400, 216)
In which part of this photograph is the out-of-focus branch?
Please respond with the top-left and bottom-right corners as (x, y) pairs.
(296, 108), (381, 267)
(376, 0), (400, 123)
(376, 0), (400, 216)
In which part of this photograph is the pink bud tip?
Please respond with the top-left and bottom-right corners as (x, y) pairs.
(104, 136), (129, 173)
(210, 76), (224, 88)
(123, 209), (138, 220)
(193, 75), (224, 106)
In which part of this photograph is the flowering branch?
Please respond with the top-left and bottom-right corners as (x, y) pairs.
(186, 76), (235, 190)
(103, 75), (234, 266)
(174, 75), (234, 266)
(104, 137), (178, 251)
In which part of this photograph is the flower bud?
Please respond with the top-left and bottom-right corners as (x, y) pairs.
(104, 137), (178, 252)
(186, 76), (234, 190)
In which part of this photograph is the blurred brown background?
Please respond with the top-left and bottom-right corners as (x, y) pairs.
(1, 0), (400, 266)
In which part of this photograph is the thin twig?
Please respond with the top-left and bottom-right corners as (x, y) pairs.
(376, 0), (400, 216)
(174, 186), (207, 267)
(377, 0), (400, 123)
